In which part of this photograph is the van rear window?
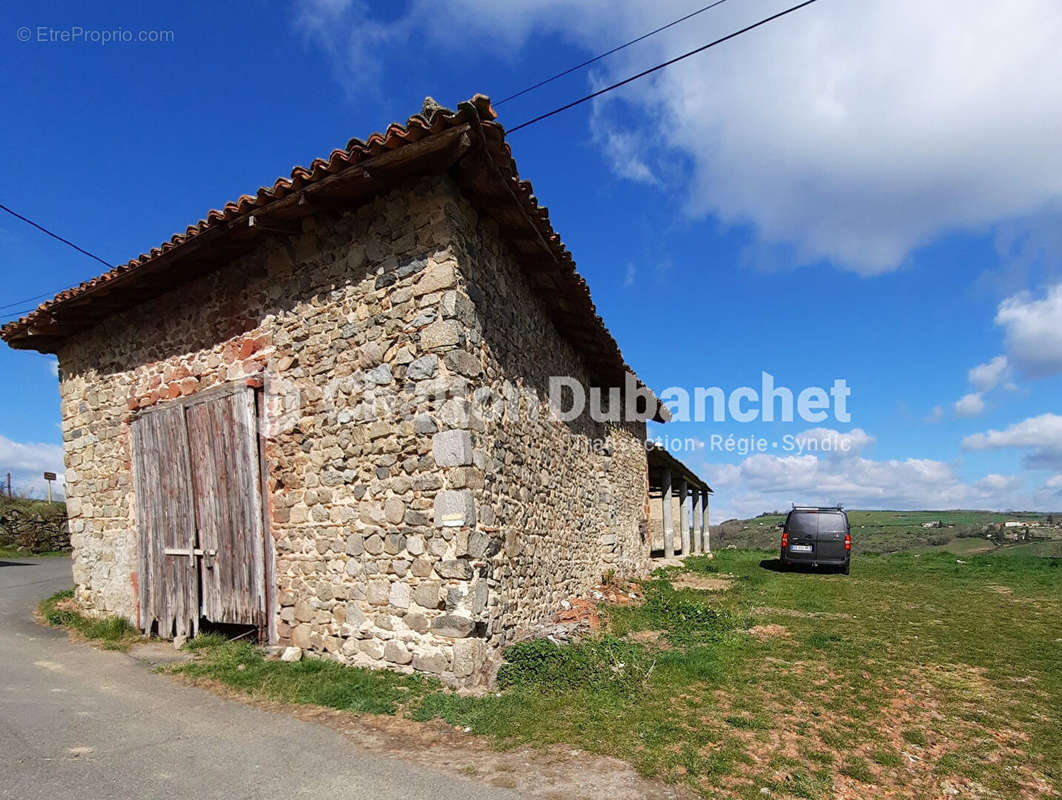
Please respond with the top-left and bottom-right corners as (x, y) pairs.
(787, 512), (818, 534)
(818, 513), (848, 533)
(787, 511), (847, 533)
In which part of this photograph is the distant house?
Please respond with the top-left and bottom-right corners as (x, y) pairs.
(0, 96), (709, 686)
(1003, 521), (1025, 528)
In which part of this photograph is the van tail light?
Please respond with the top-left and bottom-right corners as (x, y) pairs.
(781, 531), (789, 548)
(844, 533), (851, 551)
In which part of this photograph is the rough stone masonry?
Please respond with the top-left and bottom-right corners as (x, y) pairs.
(53, 174), (653, 687)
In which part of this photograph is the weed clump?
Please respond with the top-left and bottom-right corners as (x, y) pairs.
(638, 581), (739, 645)
(498, 636), (653, 693)
(39, 588), (140, 650)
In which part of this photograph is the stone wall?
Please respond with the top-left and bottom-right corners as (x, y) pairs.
(444, 202), (650, 648)
(57, 174), (651, 686)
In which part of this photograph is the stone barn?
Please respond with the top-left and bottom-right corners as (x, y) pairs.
(1, 96), (694, 685)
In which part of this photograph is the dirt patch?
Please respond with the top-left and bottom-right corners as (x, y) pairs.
(593, 580), (644, 606)
(747, 624), (790, 639)
(174, 675), (696, 800)
(670, 574), (735, 592)
(752, 605), (853, 620)
(554, 598), (600, 631)
(626, 630), (676, 650)
(128, 641), (193, 666)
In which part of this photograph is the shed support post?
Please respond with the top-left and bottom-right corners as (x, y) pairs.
(678, 479), (689, 556)
(661, 468), (673, 558)
(702, 493), (711, 553)
(692, 489), (703, 554)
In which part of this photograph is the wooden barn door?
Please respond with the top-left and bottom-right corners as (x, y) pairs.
(185, 388), (267, 626)
(131, 405), (200, 637)
(131, 385), (267, 635)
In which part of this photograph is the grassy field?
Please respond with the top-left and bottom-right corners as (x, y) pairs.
(146, 546), (1062, 799)
(714, 509), (1061, 556)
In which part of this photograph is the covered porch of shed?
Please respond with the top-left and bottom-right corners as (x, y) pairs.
(647, 443), (712, 559)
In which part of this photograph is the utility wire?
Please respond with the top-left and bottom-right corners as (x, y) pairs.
(495, 0), (733, 106)
(0, 292), (64, 312)
(507, 0), (821, 133)
(0, 203), (113, 267)
(3, 307), (44, 320)
(2, 0), (819, 317)
(0, 202), (113, 315)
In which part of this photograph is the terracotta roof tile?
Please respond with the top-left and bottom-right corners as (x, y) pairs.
(1, 94), (660, 417)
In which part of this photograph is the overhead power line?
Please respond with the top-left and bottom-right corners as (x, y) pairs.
(0, 202), (113, 315)
(0, 202), (113, 268)
(2, 0), (820, 319)
(494, 0), (733, 106)
(0, 293), (57, 313)
(507, 0), (821, 134)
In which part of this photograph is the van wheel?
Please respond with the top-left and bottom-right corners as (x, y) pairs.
(841, 563), (850, 575)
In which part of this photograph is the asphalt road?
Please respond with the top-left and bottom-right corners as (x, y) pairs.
(0, 557), (519, 800)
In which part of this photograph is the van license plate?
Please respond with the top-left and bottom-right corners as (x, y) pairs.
(790, 545), (813, 553)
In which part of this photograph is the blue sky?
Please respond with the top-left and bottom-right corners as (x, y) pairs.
(2, 0), (1061, 517)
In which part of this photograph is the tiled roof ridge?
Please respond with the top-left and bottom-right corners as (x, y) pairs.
(0, 94), (660, 421)
(0, 95), (496, 341)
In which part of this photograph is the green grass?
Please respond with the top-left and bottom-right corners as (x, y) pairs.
(172, 640), (435, 715)
(901, 728), (928, 746)
(409, 550), (1062, 797)
(153, 549), (1061, 798)
(38, 589), (141, 650)
(716, 508), (1062, 556)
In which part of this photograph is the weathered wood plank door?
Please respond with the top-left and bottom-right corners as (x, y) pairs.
(185, 388), (267, 626)
(131, 385), (267, 635)
(131, 405), (199, 637)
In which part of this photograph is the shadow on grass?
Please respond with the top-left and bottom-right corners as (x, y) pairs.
(759, 558), (846, 575)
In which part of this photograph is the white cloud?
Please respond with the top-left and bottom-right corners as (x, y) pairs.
(962, 413), (1062, 470)
(309, 0), (1062, 273)
(623, 261), (636, 287)
(968, 355), (1008, 392)
(1044, 474), (1062, 490)
(702, 449), (1036, 521)
(975, 473), (1021, 492)
(293, 0), (415, 96)
(47, 358), (59, 378)
(791, 427), (874, 454)
(0, 434), (65, 499)
(923, 405), (945, 424)
(995, 283), (1062, 378)
(590, 116), (659, 186)
(954, 392), (986, 419)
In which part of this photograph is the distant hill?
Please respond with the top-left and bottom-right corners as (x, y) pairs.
(712, 509), (1062, 556)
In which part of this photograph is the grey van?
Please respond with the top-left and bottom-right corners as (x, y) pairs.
(779, 506), (851, 574)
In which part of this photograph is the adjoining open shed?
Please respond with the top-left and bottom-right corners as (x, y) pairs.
(647, 443), (713, 557)
(1, 96), (707, 686)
